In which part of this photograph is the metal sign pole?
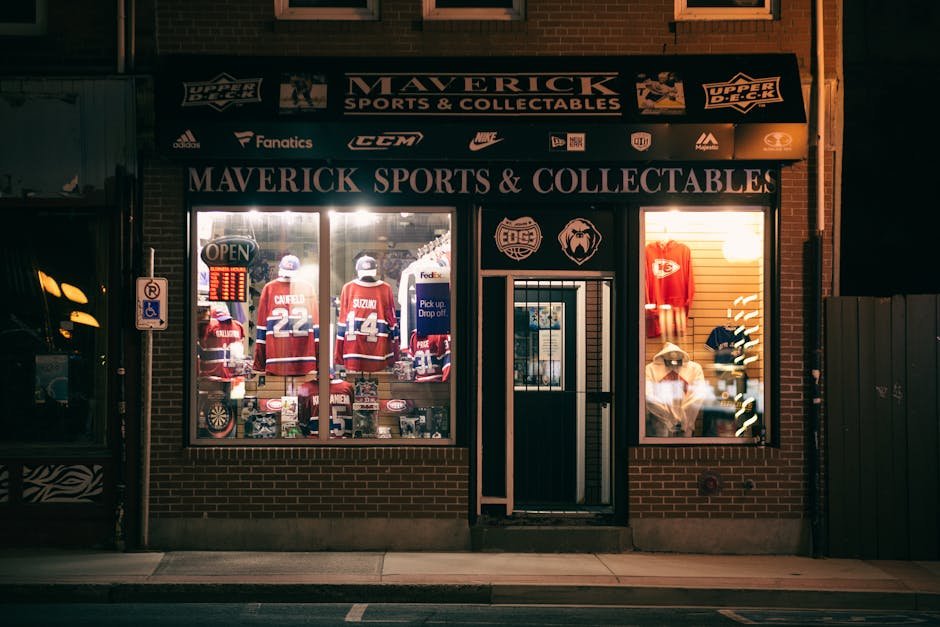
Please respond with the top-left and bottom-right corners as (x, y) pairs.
(141, 247), (154, 549)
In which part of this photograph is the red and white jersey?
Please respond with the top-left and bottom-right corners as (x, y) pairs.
(199, 318), (246, 380)
(297, 378), (355, 436)
(645, 240), (694, 338)
(252, 277), (319, 376)
(334, 279), (398, 372)
(645, 240), (694, 309)
(409, 330), (450, 382)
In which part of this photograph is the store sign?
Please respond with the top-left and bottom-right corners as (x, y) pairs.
(200, 235), (258, 267)
(187, 164), (777, 199)
(482, 210), (615, 271)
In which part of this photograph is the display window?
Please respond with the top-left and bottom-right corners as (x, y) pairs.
(0, 210), (110, 445)
(640, 207), (768, 443)
(190, 207), (453, 444)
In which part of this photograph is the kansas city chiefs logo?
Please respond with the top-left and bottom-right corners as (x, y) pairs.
(651, 258), (681, 278)
(558, 218), (603, 266)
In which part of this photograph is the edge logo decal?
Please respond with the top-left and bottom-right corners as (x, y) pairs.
(182, 73), (263, 111)
(495, 217), (542, 261)
(702, 72), (783, 114)
(558, 218), (603, 266)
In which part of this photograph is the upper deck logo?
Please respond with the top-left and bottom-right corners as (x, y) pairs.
(702, 72), (783, 114)
(182, 73), (263, 111)
(495, 217), (542, 261)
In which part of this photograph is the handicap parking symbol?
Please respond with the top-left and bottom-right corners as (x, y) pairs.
(142, 300), (161, 320)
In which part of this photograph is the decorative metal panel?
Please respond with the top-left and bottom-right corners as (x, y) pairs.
(22, 464), (104, 503)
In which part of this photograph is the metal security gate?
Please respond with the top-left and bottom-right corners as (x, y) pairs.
(825, 295), (940, 559)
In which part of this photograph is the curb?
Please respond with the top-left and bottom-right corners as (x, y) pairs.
(2, 583), (939, 610)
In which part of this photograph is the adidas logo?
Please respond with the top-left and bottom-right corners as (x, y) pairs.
(234, 130), (255, 147)
(695, 132), (719, 151)
(469, 131), (503, 151)
(172, 129), (200, 149)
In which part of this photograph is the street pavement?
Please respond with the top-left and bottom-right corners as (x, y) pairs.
(0, 549), (938, 610)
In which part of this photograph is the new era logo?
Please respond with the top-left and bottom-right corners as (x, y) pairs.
(172, 129), (200, 149)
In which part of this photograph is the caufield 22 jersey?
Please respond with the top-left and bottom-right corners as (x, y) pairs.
(252, 277), (319, 376)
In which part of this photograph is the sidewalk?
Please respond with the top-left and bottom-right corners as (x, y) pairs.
(0, 549), (938, 610)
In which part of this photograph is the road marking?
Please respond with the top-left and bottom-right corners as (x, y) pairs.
(719, 609), (757, 624)
(345, 603), (368, 622)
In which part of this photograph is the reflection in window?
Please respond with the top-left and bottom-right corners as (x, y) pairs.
(641, 209), (766, 442)
(0, 211), (108, 444)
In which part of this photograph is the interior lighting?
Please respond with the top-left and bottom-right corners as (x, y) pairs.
(69, 311), (100, 328)
(61, 283), (88, 304)
(38, 270), (62, 297)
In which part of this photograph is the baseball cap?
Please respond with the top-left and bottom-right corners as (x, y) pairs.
(278, 254), (301, 278)
(210, 304), (232, 321)
(355, 255), (377, 278)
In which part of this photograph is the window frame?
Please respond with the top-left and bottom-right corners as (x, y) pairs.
(274, 0), (379, 21)
(423, 0), (524, 21)
(674, 0), (776, 22)
(187, 204), (456, 446)
(0, 0), (47, 35)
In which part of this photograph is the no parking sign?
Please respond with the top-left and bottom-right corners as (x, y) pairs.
(136, 277), (168, 330)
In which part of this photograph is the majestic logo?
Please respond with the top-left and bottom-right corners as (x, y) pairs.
(181, 73), (263, 111)
(347, 132), (423, 151)
(630, 131), (652, 152)
(549, 132), (586, 152)
(651, 258), (681, 279)
(469, 131), (504, 151)
(558, 218), (603, 266)
(172, 129), (200, 149)
(495, 217), (542, 261)
(695, 132), (720, 151)
(234, 130), (314, 149)
(762, 131), (793, 150)
(702, 72), (783, 114)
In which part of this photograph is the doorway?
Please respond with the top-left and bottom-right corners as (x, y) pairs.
(479, 276), (613, 515)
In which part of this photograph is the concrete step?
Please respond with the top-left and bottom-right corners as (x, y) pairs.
(470, 525), (633, 553)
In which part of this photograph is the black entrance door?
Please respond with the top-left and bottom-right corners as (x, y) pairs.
(512, 282), (579, 507)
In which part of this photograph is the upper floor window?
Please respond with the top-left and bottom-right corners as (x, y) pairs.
(274, 0), (379, 21)
(0, 0), (46, 35)
(424, 0), (524, 21)
(675, 0), (776, 21)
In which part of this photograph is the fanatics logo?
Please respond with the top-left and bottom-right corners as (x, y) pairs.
(172, 129), (200, 149)
(469, 131), (504, 151)
(695, 132), (720, 151)
(702, 72), (783, 114)
(181, 73), (263, 112)
(234, 130), (314, 149)
(495, 217), (542, 261)
(234, 130), (254, 147)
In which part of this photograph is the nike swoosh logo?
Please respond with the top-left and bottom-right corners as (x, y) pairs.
(469, 137), (504, 151)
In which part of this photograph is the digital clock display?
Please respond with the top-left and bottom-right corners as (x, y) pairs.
(207, 266), (248, 302)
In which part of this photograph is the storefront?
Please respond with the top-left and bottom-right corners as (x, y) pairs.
(148, 54), (807, 551)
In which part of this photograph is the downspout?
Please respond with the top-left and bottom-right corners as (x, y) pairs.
(117, 0), (125, 74)
(810, 0), (827, 558)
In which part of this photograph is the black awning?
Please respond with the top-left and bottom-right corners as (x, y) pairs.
(156, 54), (807, 162)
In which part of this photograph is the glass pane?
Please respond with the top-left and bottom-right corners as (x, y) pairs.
(642, 209), (765, 441)
(687, 1), (764, 7)
(0, 210), (109, 444)
(330, 209), (452, 440)
(289, 1), (369, 7)
(193, 209), (319, 441)
(434, 1), (514, 7)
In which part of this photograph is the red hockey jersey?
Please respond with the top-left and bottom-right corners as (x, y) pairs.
(334, 278), (398, 372)
(252, 277), (319, 376)
(409, 330), (451, 382)
(296, 378), (355, 436)
(199, 318), (246, 380)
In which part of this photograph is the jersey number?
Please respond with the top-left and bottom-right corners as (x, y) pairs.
(271, 306), (309, 337)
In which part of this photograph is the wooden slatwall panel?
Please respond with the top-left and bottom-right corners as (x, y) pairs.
(825, 295), (940, 559)
(644, 212), (764, 436)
